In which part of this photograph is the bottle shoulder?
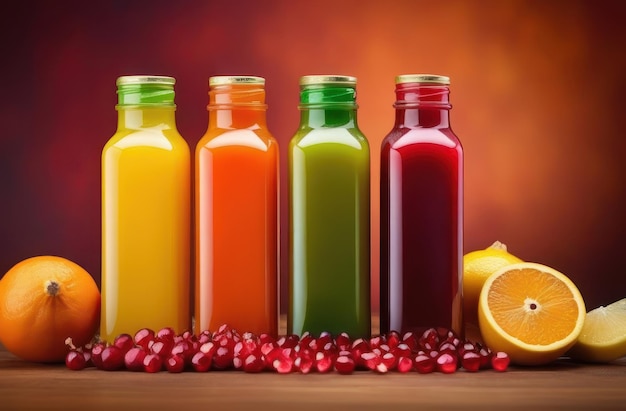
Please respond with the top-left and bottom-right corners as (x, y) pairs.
(197, 128), (277, 151)
(291, 127), (369, 150)
(104, 128), (189, 152)
(382, 127), (461, 151)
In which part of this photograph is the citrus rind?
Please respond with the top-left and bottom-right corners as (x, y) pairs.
(478, 262), (586, 366)
(567, 298), (626, 363)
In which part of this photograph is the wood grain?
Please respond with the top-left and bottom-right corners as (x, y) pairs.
(1, 343), (625, 411)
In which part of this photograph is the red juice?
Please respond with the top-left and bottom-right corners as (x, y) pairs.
(380, 74), (463, 336)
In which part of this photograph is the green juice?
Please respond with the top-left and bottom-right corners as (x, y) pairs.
(288, 75), (371, 338)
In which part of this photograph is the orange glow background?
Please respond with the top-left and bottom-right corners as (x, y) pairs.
(1, 0), (625, 315)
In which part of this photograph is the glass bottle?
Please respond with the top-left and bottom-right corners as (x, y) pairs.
(380, 74), (463, 336)
(101, 75), (191, 342)
(195, 76), (278, 336)
(288, 75), (371, 338)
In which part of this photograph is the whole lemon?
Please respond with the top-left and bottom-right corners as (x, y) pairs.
(463, 241), (522, 340)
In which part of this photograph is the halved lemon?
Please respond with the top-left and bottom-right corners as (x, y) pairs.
(478, 262), (586, 365)
(567, 298), (626, 363)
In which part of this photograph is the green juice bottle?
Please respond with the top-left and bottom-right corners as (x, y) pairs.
(288, 75), (371, 338)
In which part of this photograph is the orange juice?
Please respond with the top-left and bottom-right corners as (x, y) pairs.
(101, 76), (191, 342)
(195, 76), (278, 336)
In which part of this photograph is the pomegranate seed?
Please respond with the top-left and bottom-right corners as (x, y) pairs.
(191, 352), (212, 372)
(438, 342), (457, 357)
(272, 353), (294, 374)
(242, 331), (257, 341)
(315, 351), (334, 373)
(65, 350), (86, 370)
(392, 343), (412, 358)
(436, 352), (458, 374)
(317, 332), (333, 348)
(215, 324), (232, 335)
(298, 332), (313, 348)
(419, 328), (439, 351)
(277, 334), (299, 349)
(213, 325), (241, 344)
(378, 344), (391, 353)
(156, 327), (176, 341)
(258, 333), (275, 345)
(414, 353), (436, 374)
(334, 355), (355, 374)
(351, 338), (369, 369)
(198, 330), (212, 344)
(458, 341), (476, 357)
(234, 340), (259, 370)
(361, 352), (381, 371)
(150, 338), (174, 359)
(143, 353), (162, 373)
(113, 333), (135, 355)
(479, 346), (493, 369)
(134, 328), (155, 350)
(369, 335), (385, 349)
(294, 350), (314, 374)
(124, 347), (147, 371)
(171, 341), (195, 365)
(381, 352), (397, 370)
(264, 347), (282, 369)
(401, 331), (418, 351)
(335, 332), (351, 351)
(386, 331), (401, 349)
(491, 352), (510, 372)
(260, 341), (277, 357)
(213, 346), (234, 369)
(200, 341), (217, 355)
(397, 356), (413, 373)
(100, 345), (125, 371)
(165, 354), (185, 373)
(437, 327), (459, 343)
(461, 351), (481, 372)
(242, 353), (265, 373)
(182, 330), (197, 341)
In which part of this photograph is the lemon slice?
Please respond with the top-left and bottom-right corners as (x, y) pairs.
(567, 298), (626, 363)
(478, 262), (586, 366)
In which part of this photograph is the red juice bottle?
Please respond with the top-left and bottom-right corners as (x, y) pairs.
(380, 74), (463, 337)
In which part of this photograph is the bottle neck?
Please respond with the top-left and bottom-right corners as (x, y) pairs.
(394, 83), (451, 128)
(208, 108), (267, 129)
(298, 84), (358, 128)
(207, 83), (268, 129)
(117, 106), (177, 130)
(300, 108), (357, 128)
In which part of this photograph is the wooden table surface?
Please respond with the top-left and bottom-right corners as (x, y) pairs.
(2, 341), (625, 411)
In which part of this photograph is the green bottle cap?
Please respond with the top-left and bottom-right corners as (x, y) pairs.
(298, 75), (357, 109)
(116, 75), (176, 107)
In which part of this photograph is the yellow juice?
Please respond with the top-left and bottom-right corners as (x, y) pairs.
(101, 76), (191, 342)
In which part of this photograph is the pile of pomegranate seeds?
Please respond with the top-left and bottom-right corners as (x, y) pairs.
(65, 325), (510, 374)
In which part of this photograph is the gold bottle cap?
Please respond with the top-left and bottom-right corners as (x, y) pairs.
(396, 74), (450, 85)
(300, 75), (357, 86)
(116, 75), (175, 86)
(209, 76), (265, 86)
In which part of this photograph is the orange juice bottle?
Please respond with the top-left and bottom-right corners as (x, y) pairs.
(195, 76), (279, 336)
(101, 75), (191, 342)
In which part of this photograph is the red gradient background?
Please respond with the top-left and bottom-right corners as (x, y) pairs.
(1, 0), (625, 315)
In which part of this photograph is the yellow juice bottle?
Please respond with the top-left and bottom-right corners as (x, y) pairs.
(101, 75), (191, 342)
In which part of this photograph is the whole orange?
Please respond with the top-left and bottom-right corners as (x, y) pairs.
(0, 256), (100, 362)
